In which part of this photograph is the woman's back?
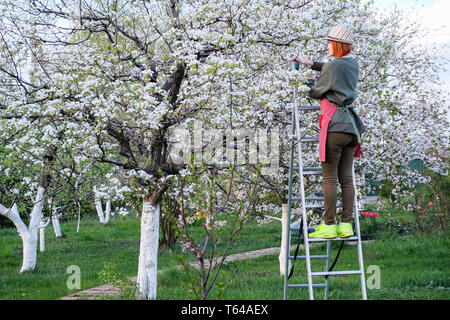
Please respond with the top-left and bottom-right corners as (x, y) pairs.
(309, 57), (359, 107)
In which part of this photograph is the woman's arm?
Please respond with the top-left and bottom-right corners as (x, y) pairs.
(309, 63), (333, 99)
(311, 61), (324, 71)
(292, 57), (324, 71)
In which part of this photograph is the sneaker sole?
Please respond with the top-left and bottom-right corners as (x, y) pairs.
(337, 233), (354, 238)
(309, 234), (337, 239)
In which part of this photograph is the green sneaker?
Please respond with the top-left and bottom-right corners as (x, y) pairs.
(309, 222), (337, 239)
(337, 222), (354, 238)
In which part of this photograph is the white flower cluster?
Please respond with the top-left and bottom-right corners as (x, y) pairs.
(0, 0), (447, 220)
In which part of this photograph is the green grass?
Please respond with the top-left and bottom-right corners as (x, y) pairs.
(0, 211), (449, 300)
(0, 216), (142, 300)
(158, 232), (450, 300)
(0, 214), (281, 300)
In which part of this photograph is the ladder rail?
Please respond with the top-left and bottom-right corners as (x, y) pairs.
(284, 63), (367, 300)
(284, 156), (367, 300)
(324, 241), (331, 300)
(293, 89), (314, 300)
(283, 105), (296, 300)
(353, 161), (368, 300)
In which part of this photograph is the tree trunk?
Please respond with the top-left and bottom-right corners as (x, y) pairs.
(279, 203), (290, 276)
(94, 187), (111, 225)
(21, 231), (38, 272)
(137, 199), (160, 300)
(21, 186), (46, 272)
(105, 199), (111, 224)
(94, 188), (105, 224)
(52, 216), (63, 238)
(39, 219), (46, 252)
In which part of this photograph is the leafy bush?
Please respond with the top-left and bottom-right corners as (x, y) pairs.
(378, 163), (448, 233)
(98, 262), (139, 300)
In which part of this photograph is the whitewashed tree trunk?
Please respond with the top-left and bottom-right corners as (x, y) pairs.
(52, 216), (63, 238)
(21, 231), (38, 273)
(94, 187), (111, 225)
(356, 166), (366, 212)
(22, 187), (45, 272)
(94, 187), (104, 224)
(105, 199), (111, 223)
(39, 219), (46, 252)
(0, 187), (46, 273)
(39, 216), (53, 251)
(279, 203), (290, 276)
(137, 200), (160, 300)
(39, 217), (52, 251)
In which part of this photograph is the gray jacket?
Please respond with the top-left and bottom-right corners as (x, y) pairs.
(309, 58), (366, 135)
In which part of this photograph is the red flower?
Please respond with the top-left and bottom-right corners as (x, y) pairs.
(428, 202), (434, 207)
(362, 212), (378, 217)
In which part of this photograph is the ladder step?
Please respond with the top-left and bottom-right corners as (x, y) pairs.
(292, 196), (324, 201)
(291, 197), (343, 206)
(301, 136), (319, 143)
(297, 105), (320, 111)
(293, 166), (322, 175)
(289, 202), (343, 209)
(289, 255), (328, 260)
(305, 196), (324, 201)
(305, 203), (342, 208)
(310, 270), (362, 277)
(287, 283), (326, 288)
(308, 236), (358, 242)
(289, 223), (315, 231)
(302, 204), (322, 208)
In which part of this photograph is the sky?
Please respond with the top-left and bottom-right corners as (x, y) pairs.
(372, 0), (450, 96)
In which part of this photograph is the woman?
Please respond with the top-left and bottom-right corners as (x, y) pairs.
(293, 25), (366, 239)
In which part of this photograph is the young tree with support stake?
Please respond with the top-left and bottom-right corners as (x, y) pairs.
(176, 164), (264, 300)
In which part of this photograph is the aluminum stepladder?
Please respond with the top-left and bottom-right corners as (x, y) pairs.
(282, 70), (367, 300)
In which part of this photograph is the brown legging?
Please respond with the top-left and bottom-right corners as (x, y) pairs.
(321, 132), (358, 225)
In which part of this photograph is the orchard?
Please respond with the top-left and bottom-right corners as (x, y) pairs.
(0, 0), (448, 301)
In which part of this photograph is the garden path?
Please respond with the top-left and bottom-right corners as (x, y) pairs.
(60, 239), (368, 300)
(60, 245), (296, 300)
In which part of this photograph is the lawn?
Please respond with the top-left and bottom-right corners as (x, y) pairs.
(0, 209), (449, 300)
(158, 231), (450, 300)
(0, 213), (281, 300)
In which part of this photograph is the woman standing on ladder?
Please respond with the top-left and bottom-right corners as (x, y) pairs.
(293, 25), (366, 239)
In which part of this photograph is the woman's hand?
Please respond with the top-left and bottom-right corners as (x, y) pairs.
(292, 56), (313, 66)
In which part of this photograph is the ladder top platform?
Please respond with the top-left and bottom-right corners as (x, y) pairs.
(298, 105), (320, 111)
